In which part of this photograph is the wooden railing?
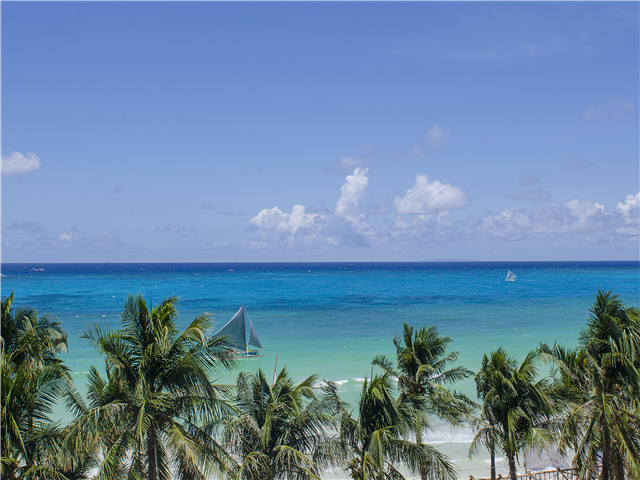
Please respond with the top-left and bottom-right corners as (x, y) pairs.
(470, 467), (580, 480)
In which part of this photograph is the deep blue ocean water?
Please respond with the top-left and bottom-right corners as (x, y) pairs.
(2, 261), (639, 461)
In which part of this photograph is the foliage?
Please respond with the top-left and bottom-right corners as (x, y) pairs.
(1, 292), (74, 480)
(539, 289), (640, 480)
(338, 372), (456, 480)
(222, 367), (341, 480)
(468, 348), (559, 480)
(1, 291), (68, 369)
(66, 293), (238, 480)
(468, 347), (516, 480)
(373, 323), (474, 480)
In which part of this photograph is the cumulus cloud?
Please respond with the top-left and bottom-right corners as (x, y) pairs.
(426, 125), (452, 147)
(390, 192), (639, 246)
(246, 168), (378, 250)
(334, 167), (376, 236)
(335, 167), (369, 218)
(564, 158), (591, 171)
(2, 151), (41, 176)
(59, 232), (78, 242)
(507, 189), (551, 202)
(519, 174), (539, 186)
(482, 208), (532, 238)
(616, 193), (639, 218)
(251, 205), (326, 235)
(393, 174), (469, 214)
(245, 160), (638, 252)
(246, 205), (329, 249)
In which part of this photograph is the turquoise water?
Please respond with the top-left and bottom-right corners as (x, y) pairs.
(2, 261), (638, 453)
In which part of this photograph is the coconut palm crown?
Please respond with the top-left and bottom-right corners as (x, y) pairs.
(372, 323), (474, 480)
(66, 293), (238, 480)
(539, 289), (640, 480)
(338, 372), (456, 480)
(1, 292), (73, 480)
(222, 367), (342, 480)
(469, 348), (558, 480)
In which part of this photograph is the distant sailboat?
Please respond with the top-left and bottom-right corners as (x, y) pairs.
(214, 305), (265, 358)
(506, 270), (517, 282)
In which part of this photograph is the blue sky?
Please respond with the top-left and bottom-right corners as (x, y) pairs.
(2, 2), (638, 262)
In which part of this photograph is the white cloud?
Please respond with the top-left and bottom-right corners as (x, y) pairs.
(247, 205), (329, 249)
(289, 205), (324, 234)
(616, 193), (639, 221)
(482, 209), (531, 237)
(2, 151), (41, 176)
(426, 125), (451, 147)
(566, 199), (606, 223)
(335, 167), (376, 236)
(335, 167), (369, 218)
(393, 174), (469, 214)
(249, 207), (291, 234)
(59, 232), (77, 242)
(393, 216), (412, 231)
(249, 205), (327, 236)
(246, 160), (638, 253)
(246, 168), (378, 250)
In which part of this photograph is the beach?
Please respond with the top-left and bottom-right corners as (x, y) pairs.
(1, 261), (638, 478)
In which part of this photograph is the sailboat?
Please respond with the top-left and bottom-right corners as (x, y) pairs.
(506, 270), (517, 282)
(214, 305), (265, 358)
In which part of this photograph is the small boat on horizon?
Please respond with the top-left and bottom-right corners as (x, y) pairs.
(506, 270), (517, 282)
(214, 305), (265, 358)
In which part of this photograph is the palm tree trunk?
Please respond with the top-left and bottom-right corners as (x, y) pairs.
(601, 419), (610, 480)
(507, 450), (518, 480)
(490, 438), (496, 480)
(416, 419), (427, 480)
(148, 424), (157, 480)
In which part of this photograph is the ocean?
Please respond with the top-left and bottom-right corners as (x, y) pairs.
(2, 261), (638, 476)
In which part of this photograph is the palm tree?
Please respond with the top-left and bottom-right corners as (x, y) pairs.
(372, 323), (474, 480)
(539, 290), (640, 480)
(1, 351), (68, 480)
(1, 292), (73, 480)
(469, 348), (557, 480)
(338, 372), (456, 480)
(1, 291), (68, 369)
(222, 367), (341, 480)
(468, 347), (517, 480)
(67, 293), (238, 480)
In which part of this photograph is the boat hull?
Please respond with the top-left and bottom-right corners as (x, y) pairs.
(232, 349), (265, 359)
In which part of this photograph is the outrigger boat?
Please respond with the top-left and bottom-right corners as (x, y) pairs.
(214, 305), (265, 358)
(506, 270), (517, 282)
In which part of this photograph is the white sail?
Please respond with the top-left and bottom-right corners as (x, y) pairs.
(506, 270), (517, 281)
(214, 305), (263, 353)
(248, 317), (263, 349)
(214, 306), (247, 350)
